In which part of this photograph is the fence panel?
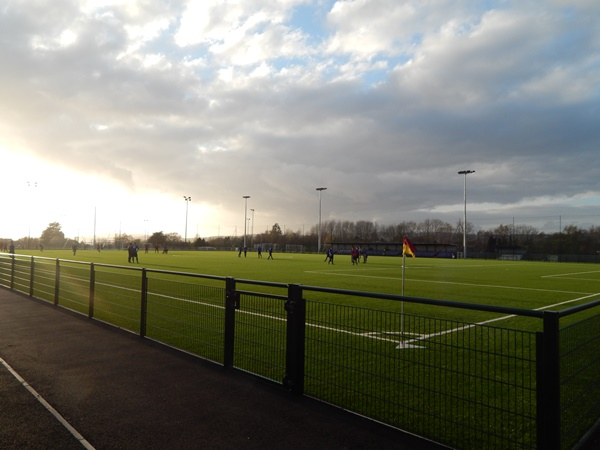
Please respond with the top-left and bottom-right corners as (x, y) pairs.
(93, 266), (143, 333)
(0, 255), (13, 287)
(31, 258), (57, 303)
(560, 313), (600, 449)
(145, 274), (226, 364)
(54, 261), (92, 315)
(303, 298), (538, 450)
(9, 256), (31, 294)
(232, 292), (288, 383)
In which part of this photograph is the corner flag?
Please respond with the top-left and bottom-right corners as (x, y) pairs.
(403, 236), (416, 258)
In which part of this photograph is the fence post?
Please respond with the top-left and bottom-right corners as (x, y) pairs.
(140, 268), (148, 338)
(29, 256), (35, 297)
(54, 259), (60, 306)
(89, 263), (95, 319)
(10, 255), (15, 290)
(283, 284), (305, 395)
(537, 311), (561, 450)
(223, 277), (238, 368)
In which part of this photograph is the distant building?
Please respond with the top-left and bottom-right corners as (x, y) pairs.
(329, 242), (457, 258)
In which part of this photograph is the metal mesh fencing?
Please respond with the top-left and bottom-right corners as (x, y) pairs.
(9, 256), (31, 293)
(0, 255), (12, 287)
(232, 292), (287, 383)
(54, 261), (92, 315)
(303, 299), (537, 450)
(145, 274), (226, 364)
(560, 313), (600, 450)
(93, 266), (143, 333)
(31, 258), (56, 303)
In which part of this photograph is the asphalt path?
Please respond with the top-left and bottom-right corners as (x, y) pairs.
(0, 288), (447, 450)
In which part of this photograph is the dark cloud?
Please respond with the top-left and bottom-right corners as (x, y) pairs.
(1, 0), (599, 239)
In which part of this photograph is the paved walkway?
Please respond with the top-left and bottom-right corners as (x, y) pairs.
(0, 288), (446, 450)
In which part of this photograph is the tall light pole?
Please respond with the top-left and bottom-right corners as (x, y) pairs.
(183, 196), (191, 244)
(250, 208), (255, 246)
(243, 196), (250, 248)
(458, 170), (475, 258)
(316, 187), (327, 253)
(26, 181), (37, 249)
(93, 206), (97, 248)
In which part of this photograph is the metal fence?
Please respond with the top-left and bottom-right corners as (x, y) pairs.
(1, 253), (599, 450)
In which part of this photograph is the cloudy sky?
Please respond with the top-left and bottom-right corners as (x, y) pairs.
(1, 0), (599, 243)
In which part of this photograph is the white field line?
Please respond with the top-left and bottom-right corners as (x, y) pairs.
(541, 269), (600, 282)
(542, 269), (600, 278)
(306, 269), (594, 296)
(305, 268), (600, 345)
(146, 290), (412, 345)
(402, 292), (600, 347)
(101, 277), (600, 350)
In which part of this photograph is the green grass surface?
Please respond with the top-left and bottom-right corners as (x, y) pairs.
(16, 248), (600, 311)
(9, 247), (600, 342)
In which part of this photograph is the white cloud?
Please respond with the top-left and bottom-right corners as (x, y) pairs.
(326, 0), (419, 57)
(1, 0), (599, 241)
(59, 29), (78, 47)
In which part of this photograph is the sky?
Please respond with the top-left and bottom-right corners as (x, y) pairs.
(1, 0), (599, 243)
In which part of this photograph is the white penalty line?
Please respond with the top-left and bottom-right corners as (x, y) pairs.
(0, 357), (95, 450)
(398, 292), (600, 349)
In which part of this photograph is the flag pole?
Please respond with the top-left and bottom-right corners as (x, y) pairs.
(401, 251), (406, 346)
(402, 251), (406, 296)
(398, 237), (421, 350)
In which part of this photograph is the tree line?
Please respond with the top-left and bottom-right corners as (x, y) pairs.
(207, 219), (600, 255)
(4, 219), (600, 255)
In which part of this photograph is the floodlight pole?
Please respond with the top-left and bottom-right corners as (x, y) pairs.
(93, 206), (97, 248)
(250, 208), (255, 246)
(316, 187), (327, 253)
(183, 196), (191, 244)
(26, 181), (37, 249)
(458, 170), (475, 258)
(243, 196), (250, 248)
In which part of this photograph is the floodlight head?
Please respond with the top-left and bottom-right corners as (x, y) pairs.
(458, 170), (475, 175)
(316, 187), (327, 192)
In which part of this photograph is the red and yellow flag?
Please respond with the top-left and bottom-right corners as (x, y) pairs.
(402, 236), (416, 258)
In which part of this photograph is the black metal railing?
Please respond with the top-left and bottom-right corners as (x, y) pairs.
(1, 253), (599, 450)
